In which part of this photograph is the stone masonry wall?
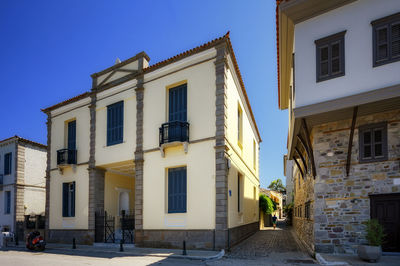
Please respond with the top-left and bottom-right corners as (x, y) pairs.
(293, 169), (315, 252)
(313, 109), (400, 253)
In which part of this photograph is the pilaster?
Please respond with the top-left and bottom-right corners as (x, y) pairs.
(44, 112), (52, 239)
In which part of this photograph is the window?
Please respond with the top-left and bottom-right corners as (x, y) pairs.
(169, 84), (187, 122)
(238, 173), (243, 212)
(253, 140), (257, 169)
(67, 120), (76, 151)
(372, 12), (400, 66)
(305, 201), (310, 220)
(168, 167), (186, 213)
(4, 191), (11, 214)
(238, 105), (243, 148)
(107, 101), (124, 146)
(359, 122), (388, 163)
(315, 31), (346, 82)
(4, 152), (11, 175)
(62, 182), (75, 217)
(253, 186), (256, 200)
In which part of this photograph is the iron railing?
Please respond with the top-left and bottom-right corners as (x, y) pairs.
(57, 149), (77, 165)
(159, 121), (189, 146)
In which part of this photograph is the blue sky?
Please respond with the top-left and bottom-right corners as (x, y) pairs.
(0, 1), (288, 188)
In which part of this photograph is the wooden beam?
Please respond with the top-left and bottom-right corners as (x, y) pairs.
(346, 106), (358, 176)
(297, 134), (310, 159)
(293, 156), (304, 179)
(301, 118), (316, 178)
(295, 147), (308, 174)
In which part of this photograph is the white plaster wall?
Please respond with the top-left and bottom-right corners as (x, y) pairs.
(49, 165), (89, 229)
(294, 0), (400, 107)
(50, 98), (91, 169)
(23, 145), (46, 215)
(0, 141), (16, 232)
(143, 141), (215, 230)
(95, 81), (136, 166)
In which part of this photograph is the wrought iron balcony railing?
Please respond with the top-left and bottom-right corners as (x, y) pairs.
(159, 121), (189, 146)
(57, 149), (77, 165)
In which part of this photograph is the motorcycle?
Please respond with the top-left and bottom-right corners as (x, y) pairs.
(26, 231), (46, 251)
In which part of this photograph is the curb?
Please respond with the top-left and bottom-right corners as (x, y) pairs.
(315, 253), (349, 266)
(3, 245), (224, 261)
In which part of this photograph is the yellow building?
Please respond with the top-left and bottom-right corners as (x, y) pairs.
(42, 33), (261, 250)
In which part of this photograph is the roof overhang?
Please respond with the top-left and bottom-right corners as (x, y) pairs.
(287, 84), (400, 159)
(277, 0), (357, 110)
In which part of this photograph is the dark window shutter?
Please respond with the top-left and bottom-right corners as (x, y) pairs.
(107, 101), (124, 146)
(168, 167), (187, 213)
(169, 84), (187, 122)
(71, 182), (76, 217)
(62, 183), (69, 217)
(4, 153), (11, 175)
(68, 120), (76, 150)
(391, 23), (400, 58)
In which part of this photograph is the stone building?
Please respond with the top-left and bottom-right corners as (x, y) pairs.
(278, 0), (400, 253)
(42, 33), (261, 250)
(0, 136), (47, 233)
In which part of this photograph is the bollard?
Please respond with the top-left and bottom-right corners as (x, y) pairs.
(15, 234), (18, 246)
(182, 240), (187, 255)
(72, 238), (76, 249)
(120, 239), (124, 252)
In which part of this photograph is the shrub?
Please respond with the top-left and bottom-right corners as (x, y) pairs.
(365, 219), (386, 246)
(259, 194), (276, 215)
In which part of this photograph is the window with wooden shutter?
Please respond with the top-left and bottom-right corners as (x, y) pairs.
(4, 191), (11, 214)
(4, 152), (11, 175)
(107, 101), (124, 146)
(315, 31), (346, 82)
(359, 122), (388, 163)
(62, 182), (75, 217)
(68, 120), (76, 151)
(168, 167), (187, 213)
(372, 12), (400, 66)
(169, 84), (187, 122)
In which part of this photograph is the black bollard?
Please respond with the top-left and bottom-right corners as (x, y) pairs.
(72, 238), (76, 249)
(182, 240), (187, 255)
(120, 239), (124, 252)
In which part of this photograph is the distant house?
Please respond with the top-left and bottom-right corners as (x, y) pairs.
(42, 33), (261, 249)
(278, 0), (400, 253)
(0, 136), (47, 233)
(260, 188), (283, 219)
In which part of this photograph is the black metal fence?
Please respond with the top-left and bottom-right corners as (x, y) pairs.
(120, 210), (135, 244)
(159, 121), (189, 146)
(95, 210), (115, 243)
(57, 149), (77, 165)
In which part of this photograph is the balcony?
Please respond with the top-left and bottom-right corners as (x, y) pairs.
(57, 149), (77, 165)
(159, 121), (189, 157)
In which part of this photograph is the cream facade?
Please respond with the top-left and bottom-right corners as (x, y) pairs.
(44, 33), (261, 249)
(278, 0), (400, 253)
(0, 136), (47, 233)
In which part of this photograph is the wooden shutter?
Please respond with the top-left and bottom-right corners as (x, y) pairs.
(62, 183), (69, 217)
(169, 84), (187, 122)
(71, 182), (76, 217)
(107, 101), (124, 145)
(376, 26), (389, 61)
(391, 22), (400, 58)
(68, 120), (76, 150)
(168, 167), (187, 213)
(4, 153), (11, 175)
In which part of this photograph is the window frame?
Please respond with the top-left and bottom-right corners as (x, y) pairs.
(62, 182), (76, 217)
(359, 122), (388, 163)
(168, 83), (187, 122)
(371, 12), (400, 67)
(167, 167), (187, 214)
(4, 191), (11, 214)
(315, 31), (346, 82)
(4, 152), (12, 176)
(107, 101), (124, 146)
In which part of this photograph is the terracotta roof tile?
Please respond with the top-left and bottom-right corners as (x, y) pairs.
(41, 91), (90, 113)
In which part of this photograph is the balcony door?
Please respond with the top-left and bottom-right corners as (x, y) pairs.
(68, 120), (76, 151)
(169, 84), (187, 122)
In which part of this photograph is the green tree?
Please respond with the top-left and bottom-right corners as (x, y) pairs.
(259, 194), (277, 215)
(267, 179), (286, 193)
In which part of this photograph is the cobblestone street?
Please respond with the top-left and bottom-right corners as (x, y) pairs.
(208, 220), (317, 265)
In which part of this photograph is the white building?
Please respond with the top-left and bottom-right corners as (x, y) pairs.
(0, 136), (47, 233)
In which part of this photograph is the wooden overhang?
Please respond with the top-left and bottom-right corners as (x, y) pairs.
(287, 84), (400, 177)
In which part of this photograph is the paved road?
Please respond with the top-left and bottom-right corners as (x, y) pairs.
(208, 220), (317, 265)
